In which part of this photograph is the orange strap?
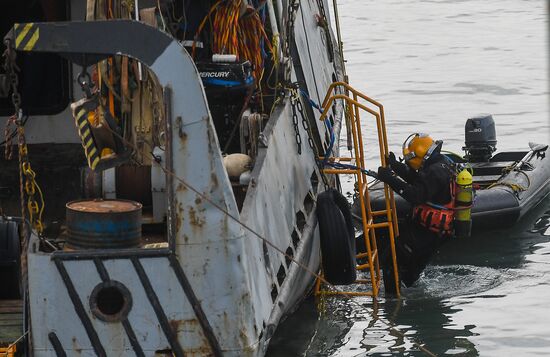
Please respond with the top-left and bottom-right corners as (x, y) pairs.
(413, 204), (454, 236)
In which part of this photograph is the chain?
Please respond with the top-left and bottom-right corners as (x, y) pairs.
(18, 126), (45, 236)
(4, 115), (16, 160)
(3, 40), (21, 112)
(3, 41), (20, 161)
(282, 0), (300, 82)
(3, 39), (45, 237)
(315, 0), (334, 62)
(290, 89), (302, 155)
(287, 84), (331, 187)
(296, 94), (316, 152)
(316, 0), (327, 23)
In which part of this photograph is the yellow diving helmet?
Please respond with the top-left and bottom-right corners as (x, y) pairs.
(402, 133), (442, 170)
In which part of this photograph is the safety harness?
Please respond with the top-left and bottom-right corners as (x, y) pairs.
(412, 165), (457, 237)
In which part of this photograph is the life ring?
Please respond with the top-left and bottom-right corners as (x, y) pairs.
(0, 220), (21, 299)
(316, 189), (357, 285)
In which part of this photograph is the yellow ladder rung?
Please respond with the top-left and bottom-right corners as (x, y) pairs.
(0, 346), (16, 357)
(314, 81), (401, 298)
(366, 222), (391, 229)
(356, 250), (377, 270)
(354, 278), (381, 289)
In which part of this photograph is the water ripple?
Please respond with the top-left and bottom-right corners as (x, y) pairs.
(453, 82), (521, 95)
(530, 210), (550, 235)
(413, 265), (506, 298)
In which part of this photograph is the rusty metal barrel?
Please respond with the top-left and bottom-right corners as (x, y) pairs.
(66, 199), (142, 249)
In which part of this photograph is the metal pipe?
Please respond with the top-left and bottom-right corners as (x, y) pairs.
(276, 0), (284, 25)
(135, 0), (143, 80)
(267, 0), (280, 61)
(332, 0), (346, 76)
(267, 0), (279, 31)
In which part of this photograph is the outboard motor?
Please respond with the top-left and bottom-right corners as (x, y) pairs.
(197, 57), (254, 153)
(463, 114), (497, 162)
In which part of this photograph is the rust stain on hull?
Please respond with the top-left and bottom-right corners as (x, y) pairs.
(189, 207), (205, 227)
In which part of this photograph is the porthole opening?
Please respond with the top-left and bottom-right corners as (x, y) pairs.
(90, 281), (132, 322)
(97, 286), (124, 315)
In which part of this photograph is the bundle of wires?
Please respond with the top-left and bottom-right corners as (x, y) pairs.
(193, 0), (273, 84)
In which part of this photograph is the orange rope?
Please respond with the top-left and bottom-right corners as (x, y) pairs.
(193, 0), (273, 84)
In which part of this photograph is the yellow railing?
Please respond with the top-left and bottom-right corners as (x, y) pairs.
(0, 345), (16, 357)
(314, 81), (400, 297)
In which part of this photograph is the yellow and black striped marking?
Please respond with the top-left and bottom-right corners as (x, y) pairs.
(74, 108), (100, 170)
(14, 23), (40, 51)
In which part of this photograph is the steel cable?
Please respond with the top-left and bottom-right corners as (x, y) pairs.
(102, 121), (438, 356)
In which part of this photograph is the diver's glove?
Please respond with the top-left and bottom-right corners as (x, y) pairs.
(377, 166), (395, 182)
(387, 151), (410, 179)
(388, 152), (399, 167)
(377, 166), (407, 195)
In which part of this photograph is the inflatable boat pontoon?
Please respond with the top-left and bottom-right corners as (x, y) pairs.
(369, 115), (550, 232)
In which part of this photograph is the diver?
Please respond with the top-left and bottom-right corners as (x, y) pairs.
(376, 133), (455, 290)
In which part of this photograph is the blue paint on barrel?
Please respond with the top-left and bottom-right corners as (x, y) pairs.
(66, 199), (142, 249)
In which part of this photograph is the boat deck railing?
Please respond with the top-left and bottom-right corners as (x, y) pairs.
(314, 82), (401, 297)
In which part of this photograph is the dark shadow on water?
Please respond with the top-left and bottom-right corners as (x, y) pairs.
(267, 199), (550, 356)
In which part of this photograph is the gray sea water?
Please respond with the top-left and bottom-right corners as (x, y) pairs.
(268, 0), (549, 356)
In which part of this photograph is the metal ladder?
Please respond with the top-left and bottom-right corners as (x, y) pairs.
(314, 82), (401, 297)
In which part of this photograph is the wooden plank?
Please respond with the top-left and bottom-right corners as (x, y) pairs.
(0, 301), (22, 307)
(0, 300), (22, 315)
(0, 326), (22, 344)
(0, 300), (23, 345)
(0, 307), (22, 314)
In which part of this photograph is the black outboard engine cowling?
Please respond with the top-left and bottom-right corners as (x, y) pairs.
(463, 114), (497, 162)
(197, 60), (253, 153)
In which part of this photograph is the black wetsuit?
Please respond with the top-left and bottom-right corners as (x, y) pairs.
(379, 153), (453, 287)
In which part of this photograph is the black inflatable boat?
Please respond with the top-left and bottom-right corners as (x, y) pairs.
(368, 115), (550, 232)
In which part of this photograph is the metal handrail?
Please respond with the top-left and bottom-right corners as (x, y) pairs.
(315, 82), (401, 297)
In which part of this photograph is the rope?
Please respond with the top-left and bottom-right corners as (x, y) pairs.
(487, 167), (531, 192)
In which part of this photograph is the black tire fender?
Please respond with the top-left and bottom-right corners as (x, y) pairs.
(316, 189), (357, 285)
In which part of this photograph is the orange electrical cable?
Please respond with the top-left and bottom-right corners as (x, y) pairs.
(194, 0), (273, 84)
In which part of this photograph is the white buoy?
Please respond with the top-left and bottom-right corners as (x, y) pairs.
(223, 154), (252, 179)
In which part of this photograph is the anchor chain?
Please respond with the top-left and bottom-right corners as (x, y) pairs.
(316, 0), (328, 24)
(297, 94), (316, 152)
(290, 89), (302, 155)
(289, 86), (331, 188)
(3, 38), (20, 160)
(4, 115), (16, 160)
(290, 87), (318, 156)
(18, 126), (45, 236)
(3, 39), (45, 237)
(282, 0), (300, 82)
(315, 0), (334, 61)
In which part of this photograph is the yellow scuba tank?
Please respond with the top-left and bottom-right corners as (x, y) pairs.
(454, 168), (473, 237)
